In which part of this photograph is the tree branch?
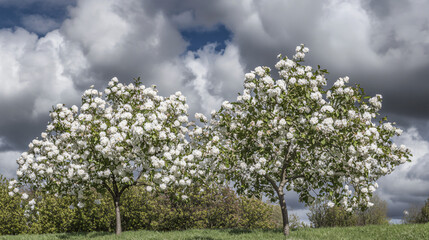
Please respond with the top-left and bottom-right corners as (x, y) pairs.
(280, 144), (295, 188)
(111, 174), (119, 196)
(264, 175), (281, 196)
(102, 180), (114, 198)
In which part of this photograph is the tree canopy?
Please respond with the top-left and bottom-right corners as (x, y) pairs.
(197, 44), (411, 235)
(9, 77), (199, 234)
(8, 45), (412, 236)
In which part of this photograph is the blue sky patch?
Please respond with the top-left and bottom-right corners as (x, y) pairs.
(180, 24), (232, 53)
(0, 1), (74, 35)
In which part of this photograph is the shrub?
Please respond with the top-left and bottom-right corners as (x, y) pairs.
(403, 197), (429, 224)
(120, 186), (153, 231)
(0, 175), (26, 235)
(419, 199), (429, 223)
(27, 191), (114, 234)
(308, 202), (358, 228)
(270, 204), (283, 229)
(1, 182), (277, 234)
(26, 194), (75, 234)
(308, 195), (388, 228)
(403, 205), (421, 224)
(121, 186), (275, 231)
(197, 187), (242, 229)
(240, 196), (275, 229)
(356, 195), (389, 225)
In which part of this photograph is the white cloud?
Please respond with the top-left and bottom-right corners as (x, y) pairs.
(165, 0), (429, 90)
(313, 0), (382, 70)
(60, 0), (245, 115)
(55, 0), (193, 99)
(181, 43), (245, 115)
(0, 28), (83, 120)
(61, 0), (132, 64)
(0, 0), (247, 182)
(0, 0), (244, 154)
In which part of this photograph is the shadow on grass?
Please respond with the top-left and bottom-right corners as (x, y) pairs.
(56, 232), (111, 239)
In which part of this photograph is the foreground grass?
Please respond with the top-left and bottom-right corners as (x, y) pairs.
(1, 223), (428, 240)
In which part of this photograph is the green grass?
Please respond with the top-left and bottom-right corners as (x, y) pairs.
(1, 224), (428, 240)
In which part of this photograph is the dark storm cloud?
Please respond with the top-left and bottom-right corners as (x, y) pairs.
(0, 114), (49, 151)
(363, 0), (392, 18)
(342, 64), (429, 120)
(380, 66), (429, 119)
(383, 192), (427, 220)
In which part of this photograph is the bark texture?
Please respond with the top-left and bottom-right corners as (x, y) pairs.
(278, 193), (290, 236)
(115, 198), (122, 235)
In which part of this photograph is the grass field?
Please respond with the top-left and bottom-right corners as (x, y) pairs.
(1, 223), (428, 240)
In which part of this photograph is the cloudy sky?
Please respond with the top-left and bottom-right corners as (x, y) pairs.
(0, 0), (428, 222)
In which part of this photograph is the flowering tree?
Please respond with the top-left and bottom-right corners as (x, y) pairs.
(198, 45), (411, 236)
(9, 77), (196, 235)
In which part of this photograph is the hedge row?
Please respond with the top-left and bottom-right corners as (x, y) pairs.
(1, 175), (277, 235)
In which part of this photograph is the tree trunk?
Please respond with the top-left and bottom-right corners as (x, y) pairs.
(278, 192), (290, 236)
(114, 197), (122, 235)
(103, 178), (126, 235)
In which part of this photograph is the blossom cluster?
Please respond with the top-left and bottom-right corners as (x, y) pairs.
(9, 77), (196, 206)
(197, 44), (411, 211)
(8, 44), (411, 216)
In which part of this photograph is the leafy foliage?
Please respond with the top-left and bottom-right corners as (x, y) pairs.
(0, 175), (26, 235)
(419, 199), (429, 223)
(27, 193), (113, 233)
(403, 196), (429, 224)
(0, 179), (276, 235)
(9, 78), (198, 234)
(192, 44), (411, 235)
(308, 201), (358, 228)
(355, 195), (389, 225)
(6, 44), (412, 236)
